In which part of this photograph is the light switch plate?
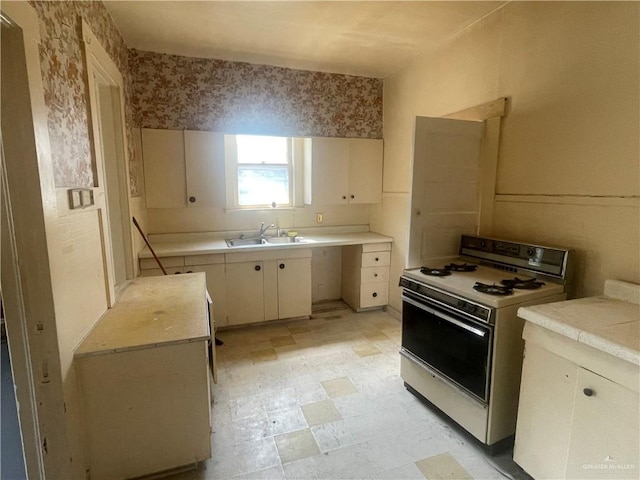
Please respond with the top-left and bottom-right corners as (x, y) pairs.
(68, 189), (82, 209)
(80, 189), (94, 207)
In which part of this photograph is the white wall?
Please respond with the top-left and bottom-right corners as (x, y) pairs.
(372, 2), (640, 310)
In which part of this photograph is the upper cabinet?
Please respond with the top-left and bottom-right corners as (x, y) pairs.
(184, 130), (225, 208)
(141, 128), (225, 209)
(304, 137), (383, 205)
(142, 128), (186, 208)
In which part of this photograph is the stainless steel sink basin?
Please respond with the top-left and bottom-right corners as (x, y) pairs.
(225, 237), (266, 247)
(265, 236), (306, 244)
(225, 236), (307, 247)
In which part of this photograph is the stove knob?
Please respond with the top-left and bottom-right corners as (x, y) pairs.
(457, 300), (465, 308)
(527, 247), (536, 257)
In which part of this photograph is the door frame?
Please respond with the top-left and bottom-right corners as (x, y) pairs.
(0, 2), (70, 478)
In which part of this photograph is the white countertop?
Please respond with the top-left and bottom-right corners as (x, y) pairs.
(518, 280), (640, 365)
(75, 274), (210, 357)
(139, 231), (394, 259)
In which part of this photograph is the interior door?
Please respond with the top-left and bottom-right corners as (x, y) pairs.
(409, 117), (484, 267)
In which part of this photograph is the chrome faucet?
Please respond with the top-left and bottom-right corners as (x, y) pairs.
(259, 222), (275, 238)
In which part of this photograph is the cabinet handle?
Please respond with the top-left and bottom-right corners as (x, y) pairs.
(374, 273), (378, 277)
(186, 270), (193, 273)
(279, 263), (285, 269)
(372, 292), (378, 298)
(350, 194), (355, 199)
(375, 257), (379, 262)
(174, 271), (181, 275)
(255, 265), (261, 271)
(583, 388), (594, 397)
(189, 196), (196, 203)
(342, 195), (347, 200)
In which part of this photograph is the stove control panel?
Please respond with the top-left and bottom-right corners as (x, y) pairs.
(459, 235), (571, 278)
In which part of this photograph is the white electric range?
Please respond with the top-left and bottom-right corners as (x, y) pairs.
(399, 235), (572, 451)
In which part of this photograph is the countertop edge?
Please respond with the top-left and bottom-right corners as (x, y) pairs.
(138, 232), (394, 259)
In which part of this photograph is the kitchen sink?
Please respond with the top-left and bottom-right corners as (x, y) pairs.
(225, 236), (308, 247)
(225, 237), (266, 247)
(265, 236), (307, 244)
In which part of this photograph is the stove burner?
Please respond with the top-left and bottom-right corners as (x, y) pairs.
(444, 263), (478, 272)
(501, 277), (545, 290)
(420, 267), (452, 277)
(473, 282), (514, 296)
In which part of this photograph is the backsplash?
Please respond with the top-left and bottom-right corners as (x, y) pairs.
(129, 49), (383, 138)
(30, 0), (141, 196)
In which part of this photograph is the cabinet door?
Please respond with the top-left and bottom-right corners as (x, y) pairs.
(142, 129), (186, 208)
(565, 368), (639, 479)
(225, 262), (265, 326)
(310, 137), (349, 205)
(188, 264), (228, 328)
(348, 138), (383, 204)
(514, 343), (576, 479)
(184, 130), (225, 208)
(277, 257), (311, 319)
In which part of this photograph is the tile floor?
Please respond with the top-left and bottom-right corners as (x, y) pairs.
(169, 310), (530, 480)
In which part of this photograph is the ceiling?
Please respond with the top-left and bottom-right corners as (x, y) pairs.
(104, 1), (506, 78)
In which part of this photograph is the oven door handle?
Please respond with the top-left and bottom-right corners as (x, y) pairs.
(401, 294), (487, 337)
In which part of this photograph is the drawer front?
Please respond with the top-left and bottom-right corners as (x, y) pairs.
(361, 251), (390, 268)
(362, 242), (391, 253)
(360, 266), (389, 285)
(140, 256), (184, 270)
(360, 283), (388, 308)
(184, 254), (225, 266)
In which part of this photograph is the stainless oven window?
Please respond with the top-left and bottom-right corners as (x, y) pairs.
(401, 292), (492, 402)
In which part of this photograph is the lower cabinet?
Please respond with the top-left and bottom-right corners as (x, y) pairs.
(225, 261), (265, 326)
(275, 257), (312, 320)
(341, 243), (391, 311)
(75, 275), (211, 479)
(514, 324), (640, 480)
(224, 249), (312, 326)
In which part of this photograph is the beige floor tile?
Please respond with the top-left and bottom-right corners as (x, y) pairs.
(321, 376), (358, 398)
(251, 348), (278, 364)
(269, 335), (297, 348)
(362, 330), (390, 342)
(352, 343), (382, 357)
(274, 428), (320, 464)
(415, 452), (473, 480)
(300, 399), (342, 427)
(287, 325), (311, 334)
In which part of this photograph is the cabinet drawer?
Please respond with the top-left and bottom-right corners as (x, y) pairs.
(361, 251), (390, 268)
(362, 242), (391, 253)
(184, 254), (225, 266)
(360, 283), (388, 308)
(140, 256), (184, 270)
(360, 266), (389, 285)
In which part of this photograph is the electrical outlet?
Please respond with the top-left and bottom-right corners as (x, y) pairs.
(316, 212), (323, 224)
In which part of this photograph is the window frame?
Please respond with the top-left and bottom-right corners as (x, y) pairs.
(225, 134), (301, 210)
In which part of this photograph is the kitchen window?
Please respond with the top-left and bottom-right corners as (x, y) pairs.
(225, 134), (296, 209)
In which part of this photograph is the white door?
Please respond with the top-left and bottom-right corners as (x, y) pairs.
(142, 129), (186, 208)
(184, 130), (225, 208)
(311, 137), (349, 205)
(225, 262), (265, 326)
(348, 138), (383, 204)
(409, 117), (484, 266)
(566, 368), (639, 479)
(277, 257), (312, 319)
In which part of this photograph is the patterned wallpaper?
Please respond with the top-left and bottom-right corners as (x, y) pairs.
(129, 49), (383, 138)
(30, 0), (141, 195)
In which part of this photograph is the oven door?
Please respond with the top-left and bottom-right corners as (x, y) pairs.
(401, 290), (493, 403)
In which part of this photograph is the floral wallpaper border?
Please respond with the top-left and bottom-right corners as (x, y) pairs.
(129, 49), (383, 138)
